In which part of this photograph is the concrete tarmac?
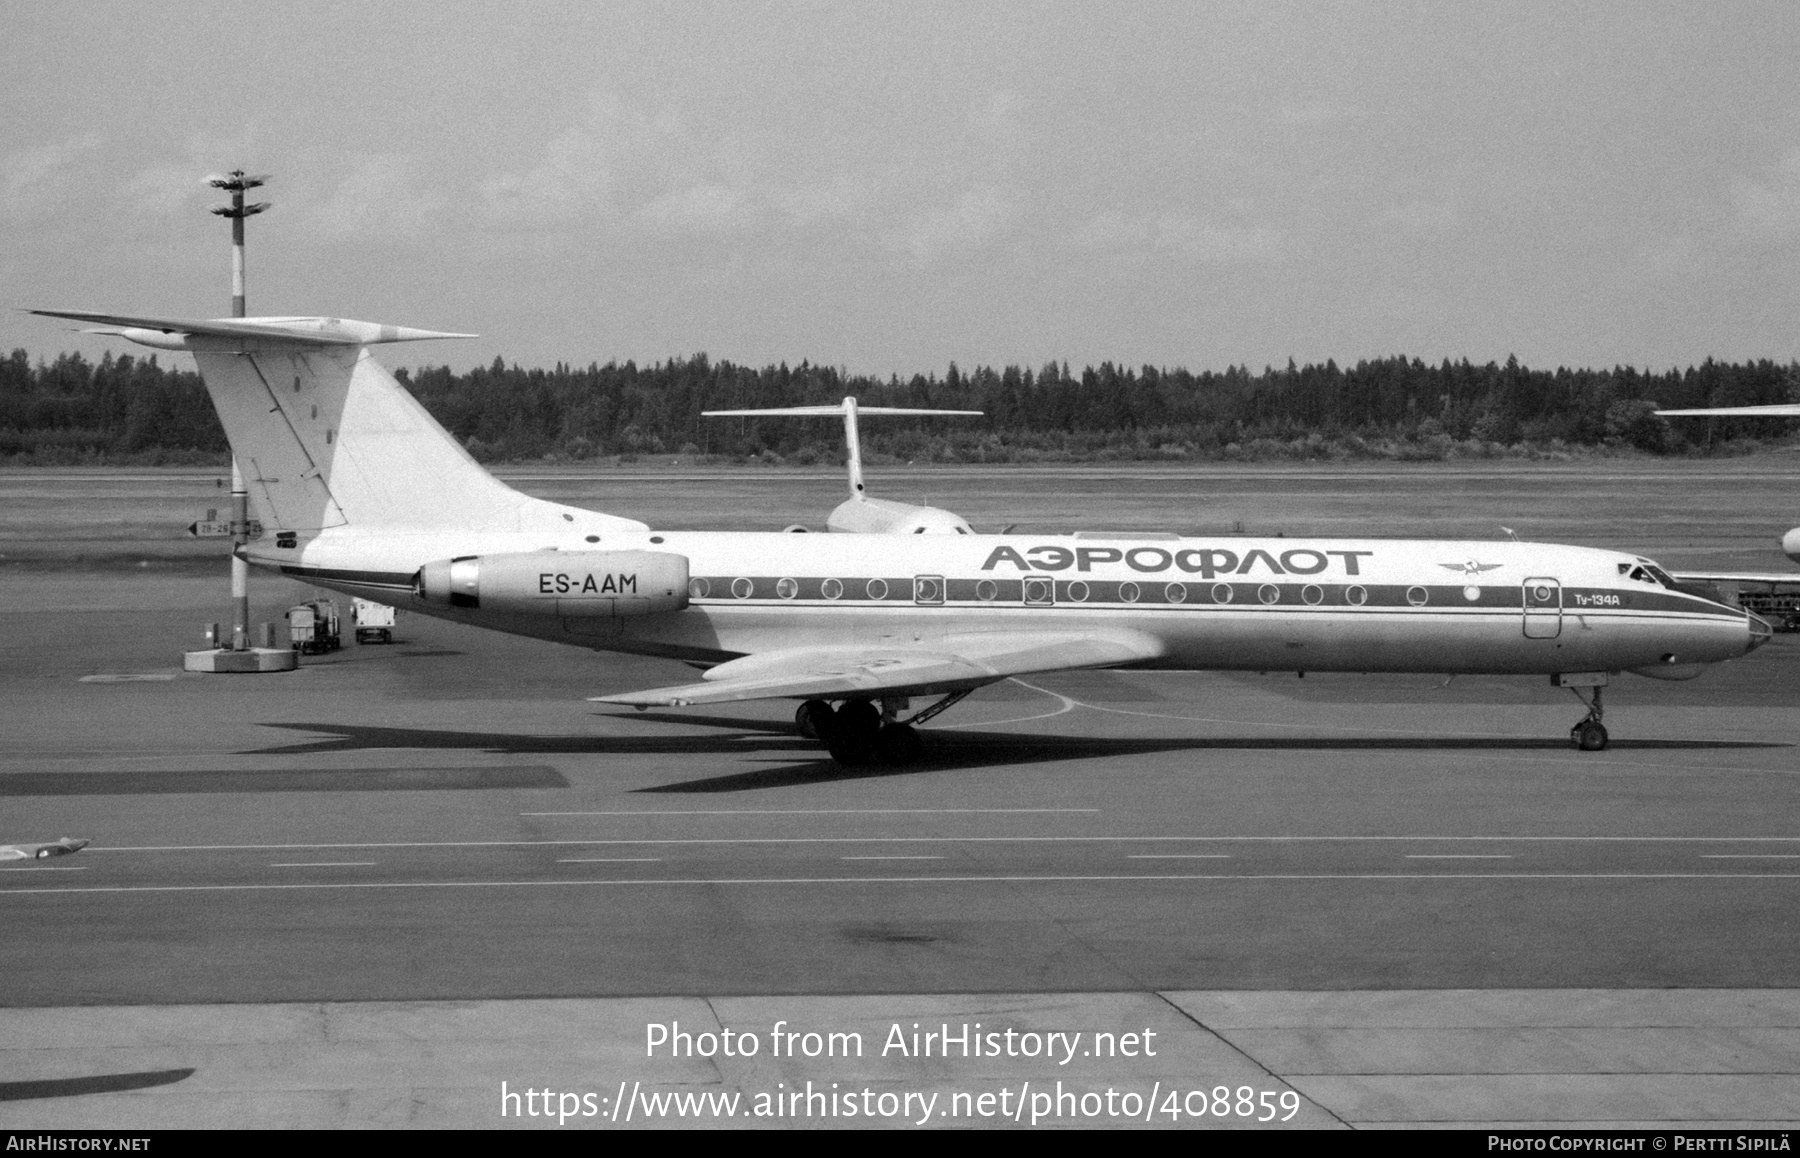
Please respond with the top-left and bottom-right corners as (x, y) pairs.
(3, 462), (1799, 1127)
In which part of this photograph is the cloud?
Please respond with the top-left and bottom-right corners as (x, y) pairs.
(1276, 101), (1364, 128)
(1065, 211), (1285, 265)
(115, 164), (206, 217)
(477, 91), (693, 228)
(887, 185), (1018, 263)
(308, 155), (448, 241)
(1, 134), (104, 217)
(638, 182), (751, 233)
(1729, 149), (1800, 244)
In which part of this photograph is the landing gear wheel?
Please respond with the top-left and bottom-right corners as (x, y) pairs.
(824, 700), (880, 765)
(795, 699), (832, 740)
(873, 723), (924, 765)
(1573, 720), (1608, 751)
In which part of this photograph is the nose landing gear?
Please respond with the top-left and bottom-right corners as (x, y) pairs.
(1568, 684), (1608, 751)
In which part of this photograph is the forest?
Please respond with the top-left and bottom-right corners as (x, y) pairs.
(2, 345), (1796, 466)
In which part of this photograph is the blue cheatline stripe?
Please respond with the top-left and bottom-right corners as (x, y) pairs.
(685, 576), (1741, 621)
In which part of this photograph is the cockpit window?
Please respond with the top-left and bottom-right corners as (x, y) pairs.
(1619, 562), (1673, 587)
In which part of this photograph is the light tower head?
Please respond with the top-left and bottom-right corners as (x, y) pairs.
(206, 170), (269, 192)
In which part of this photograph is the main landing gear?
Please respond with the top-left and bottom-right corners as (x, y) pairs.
(795, 692), (970, 766)
(1567, 684), (1608, 751)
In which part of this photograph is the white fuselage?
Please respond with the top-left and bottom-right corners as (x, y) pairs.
(256, 527), (1762, 679)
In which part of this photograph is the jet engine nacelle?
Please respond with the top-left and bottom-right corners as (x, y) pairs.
(414, 550), (689, 618)
(1784, 526), (1800, 565)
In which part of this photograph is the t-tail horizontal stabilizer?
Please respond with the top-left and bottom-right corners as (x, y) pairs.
(28, 309), (477, 349)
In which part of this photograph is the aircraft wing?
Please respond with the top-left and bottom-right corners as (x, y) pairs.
(1656, 404), (1800, 417)
(592, 630), (1165, 707)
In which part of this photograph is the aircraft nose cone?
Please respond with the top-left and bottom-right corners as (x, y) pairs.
(1747, 611), (1775, 653)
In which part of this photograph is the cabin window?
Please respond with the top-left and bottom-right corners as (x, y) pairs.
(1302, 584), (1324, 605)
(731, 577), (754, 599)
(1258, 584), (1281, 605)
(975, 579), (998, 601)
(1211, 583), (1233, 604)
(1406, 586), (1429, 606)
(1067, 581), (1090, 602)
(1164, 582), (1188, 604)
(775, 577), (798, 599)
(821, 578), (844, 600)
(1024, 577), (1054, 605)
(1345, 585), (1368, 606)
(865, 578), (889, 600)
(1118, 581), (1140, 603)
(914, 576), (944, 604)
(689, 577), (711, 599)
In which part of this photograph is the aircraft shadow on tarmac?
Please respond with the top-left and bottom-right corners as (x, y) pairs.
(243, 718), (1789, 795)
(0, 1068), (194, 1103)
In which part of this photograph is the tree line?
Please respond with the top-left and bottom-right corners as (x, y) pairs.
(3, 345), (1796, 465)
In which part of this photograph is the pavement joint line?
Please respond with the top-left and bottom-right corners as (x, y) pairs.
(520, 808), (1102, 816)
(936, 679), (1800, 760)
(1152, 991), (1354, 1130)
(267, 862), (376, 868)
(5, 872), (1800, 896)
(80, 835), (1800, 852)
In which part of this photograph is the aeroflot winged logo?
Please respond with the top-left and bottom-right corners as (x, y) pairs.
(1439, 560), (1504, 577)
(980, 544), (1373, 578)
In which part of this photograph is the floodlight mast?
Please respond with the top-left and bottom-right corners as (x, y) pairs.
(207, 170), (269, 320)
(206, 170), (271, 649)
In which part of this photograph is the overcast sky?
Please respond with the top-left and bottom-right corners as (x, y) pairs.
(5, 1), (1799, 377)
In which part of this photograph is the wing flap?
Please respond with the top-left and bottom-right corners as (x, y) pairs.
(592, 630), (1164, 707)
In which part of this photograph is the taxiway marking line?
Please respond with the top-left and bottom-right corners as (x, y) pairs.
(1406, 855), (1515, 860)
(557, 858), (662, 864)
(974, 681), (1799, 760)
(84, 835), (1800, 853)
(1701, 855), (1800, 859)
(841, 856), (944, 861)
(0, 866), (87, 871)
(5, 873), (1800, 897)
(1128, 855), (1232, 859)
(521, 809), (1100, 816)
(268, 862), (375, 868)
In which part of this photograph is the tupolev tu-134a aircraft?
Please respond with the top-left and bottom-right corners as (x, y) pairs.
(33, 308), (1773, 763)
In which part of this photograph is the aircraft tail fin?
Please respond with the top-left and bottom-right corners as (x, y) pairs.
(703, 396), (981, 501)
(29, 309), (644, 536)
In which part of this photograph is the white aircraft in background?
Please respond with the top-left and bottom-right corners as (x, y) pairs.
(703, 397), (981, 534)
(1657, 402), (1800, 591)
(32, 307), (1771, 763)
